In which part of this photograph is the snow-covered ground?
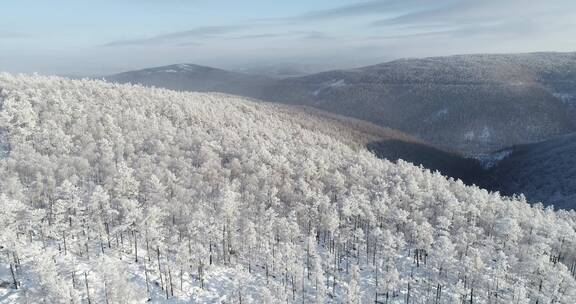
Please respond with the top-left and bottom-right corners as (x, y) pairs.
(553, 93), (576, 106)
(313, 79), (347, 96)
(474, 149), (513, 169)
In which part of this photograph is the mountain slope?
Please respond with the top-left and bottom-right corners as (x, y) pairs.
(261, 52), (576, 153)
(108, 53), (576, 154)
(484, 133), (576, 209)
(1, 74), (576, 303)
(108, 63), (476, 181)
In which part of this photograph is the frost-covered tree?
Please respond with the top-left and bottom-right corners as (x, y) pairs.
(346, 264), (362, 304)
(99, 256), (145, 303)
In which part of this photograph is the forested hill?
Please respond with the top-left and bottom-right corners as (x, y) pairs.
(1, 74), (576, 303)
(108, 52), (576, 154)
(260, 52), (576, 153)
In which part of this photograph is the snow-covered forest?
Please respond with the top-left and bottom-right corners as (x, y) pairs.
(1, 73), (576, 303)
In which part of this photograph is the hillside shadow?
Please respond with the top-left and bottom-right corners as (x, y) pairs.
(366, 139), (488, 187)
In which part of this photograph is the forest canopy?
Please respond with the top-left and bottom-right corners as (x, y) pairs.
(0, 74), (575, 303)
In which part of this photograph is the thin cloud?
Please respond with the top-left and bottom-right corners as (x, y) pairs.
(370, 0), (570, 27)
(230, 31), (334, 41)
(231, 33), (286, 40)
(177, 41), (203, 47)
(300, 31), (334, 40)
(367, 30), (456, 40)
(368, 0), (573, 42)
(296, 0), (424, 20)
(102, 25), (249, 47)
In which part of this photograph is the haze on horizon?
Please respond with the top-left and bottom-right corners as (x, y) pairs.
(1, 0), (576, 76)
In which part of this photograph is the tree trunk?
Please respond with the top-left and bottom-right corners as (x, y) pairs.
(133, 230), (138, 262)
(157, 247), (164, 290)
(9, 263), (18, 289)
(144, 261), (150, 294)
(168, 265), (174, 297)
(85, 235), (90, 260)
(307, 242), (310, 280)
(84, 272), (91, 304)
(222, 225), (226, 265)
(435, 283), (442, 304)
(41, 229), (46, 250)
(199, 262), (205, 289)
(104, 281), (110, 304)
(165, 278), (169, 299)
(291, 275), (295, 301)
(406, 282), (410, 304)
(105, 222), (111, 248)
(375, 262), (379, 299)
(146, 236), (151, 262)
(209, 243), (213, 265)
(99, 232), (105, 254)
(63, 231), (68, 255)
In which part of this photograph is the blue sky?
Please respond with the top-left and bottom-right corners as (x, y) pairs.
(1, 0), (576, 75)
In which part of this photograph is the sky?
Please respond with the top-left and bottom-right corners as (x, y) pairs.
(1, 0), (576, 75)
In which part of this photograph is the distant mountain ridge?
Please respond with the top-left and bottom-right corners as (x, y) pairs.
(107, 63), (273, 96)
(107, 52), (576, 154)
